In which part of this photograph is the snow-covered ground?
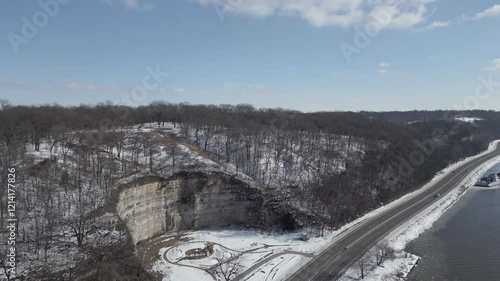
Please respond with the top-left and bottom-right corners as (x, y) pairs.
(151, 229), (333, 281)
(455, 116), (484, 123)
(339, 251), (419, 281)
(152, 141), (500, 281)
(178, 123), (364, 190)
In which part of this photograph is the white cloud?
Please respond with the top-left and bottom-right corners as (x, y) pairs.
(379, 61), (390, 68)
(103, 0), (155, 11)
(483, 59), (500, 72)
(377, 61), (390, 74)
(474, 4), (500, 19)
(198, 0), (437, 29)
(54, 82), (111, 91)
(173, 87), (185, 93)
(419, 20), (449, 31)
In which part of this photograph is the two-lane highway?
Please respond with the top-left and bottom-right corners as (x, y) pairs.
(287, 143), (500, 281)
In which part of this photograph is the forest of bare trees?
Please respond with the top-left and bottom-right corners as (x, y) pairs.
(0, 99), (499, 279)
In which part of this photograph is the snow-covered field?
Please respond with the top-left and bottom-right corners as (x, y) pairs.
(152, 141), (500, 281)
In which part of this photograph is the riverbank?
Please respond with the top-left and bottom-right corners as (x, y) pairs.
(339, 141), (500, 281)
(407, 162), (500, 280)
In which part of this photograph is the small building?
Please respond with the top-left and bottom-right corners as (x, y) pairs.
(185, 243), (215, 260)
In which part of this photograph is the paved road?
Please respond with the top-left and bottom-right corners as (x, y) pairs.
(287, 143), (500, 281)
(233, 251), (313, 281)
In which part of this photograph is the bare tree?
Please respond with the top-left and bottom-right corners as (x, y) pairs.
(48, 125), (68, 159)
(149, 101), (169, 127)
(0, 99), (11, 111)
(306, 187), (330, 237)
(65, 191), (94, 248)
(212, 252), (243, 281)
(164, 133), (179, 171)
(356, 255), (369, 279)
(63, 140), (95, 248)
(374, 241), (392, 266)
(142, 133), (162, 173)
(0, 259), (21, 281)
(393, 266), (408, 281)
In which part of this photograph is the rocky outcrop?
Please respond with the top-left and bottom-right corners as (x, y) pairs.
(116, 172), (267, 244)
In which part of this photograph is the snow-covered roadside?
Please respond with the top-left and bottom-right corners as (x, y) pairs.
(339, 141), (500, 281)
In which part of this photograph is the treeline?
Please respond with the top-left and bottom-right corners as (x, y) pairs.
(361, 109), (500, 123)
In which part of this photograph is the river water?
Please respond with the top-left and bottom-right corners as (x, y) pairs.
(406, 162), (500, 281)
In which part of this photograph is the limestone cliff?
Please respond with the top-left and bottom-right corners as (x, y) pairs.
(116, 172), (267, 244)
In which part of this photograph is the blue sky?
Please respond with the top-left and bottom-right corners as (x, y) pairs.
(1, 0), (500, 111)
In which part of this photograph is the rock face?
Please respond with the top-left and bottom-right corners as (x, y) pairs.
(116, 172), (265, 244)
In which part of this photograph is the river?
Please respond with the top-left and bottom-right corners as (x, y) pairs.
(406, 162), (500, 281)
